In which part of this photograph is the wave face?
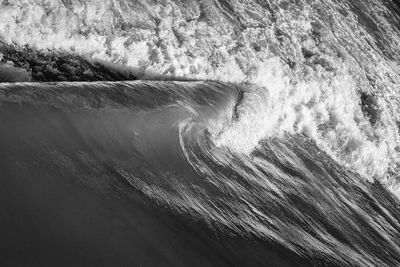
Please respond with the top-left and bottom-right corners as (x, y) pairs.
(0, 81), (399, 266)
(1, 0), (399, 194)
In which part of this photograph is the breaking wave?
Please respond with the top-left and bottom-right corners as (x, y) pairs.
(1, 1), (400, 265)
(0, 80), (399, 266)
(1, 0), (399, 195)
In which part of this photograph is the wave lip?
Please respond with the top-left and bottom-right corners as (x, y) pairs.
(211, 60), (399, 196)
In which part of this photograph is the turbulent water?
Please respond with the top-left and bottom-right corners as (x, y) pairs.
(1, 0), (400, 266)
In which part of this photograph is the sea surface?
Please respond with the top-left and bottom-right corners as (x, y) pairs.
(0, 0), (400, 266)
(0, 81), (399, 266)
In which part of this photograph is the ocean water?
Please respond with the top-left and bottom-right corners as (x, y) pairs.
(0, 81), (398, 266)
(0, 0), (400, 266)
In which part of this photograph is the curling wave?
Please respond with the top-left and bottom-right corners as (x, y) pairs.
(0, 80), (399, 266)
(1, 0), (399, 194)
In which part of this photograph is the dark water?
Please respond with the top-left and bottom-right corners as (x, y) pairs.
(0, 81), (399, 266)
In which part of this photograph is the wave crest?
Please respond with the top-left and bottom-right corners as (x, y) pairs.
(212, 59), (399, 192)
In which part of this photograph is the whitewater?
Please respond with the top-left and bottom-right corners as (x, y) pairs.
(0, 0), (400, 266)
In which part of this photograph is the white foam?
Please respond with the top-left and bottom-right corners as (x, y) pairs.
(213, 58), (398, 184)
